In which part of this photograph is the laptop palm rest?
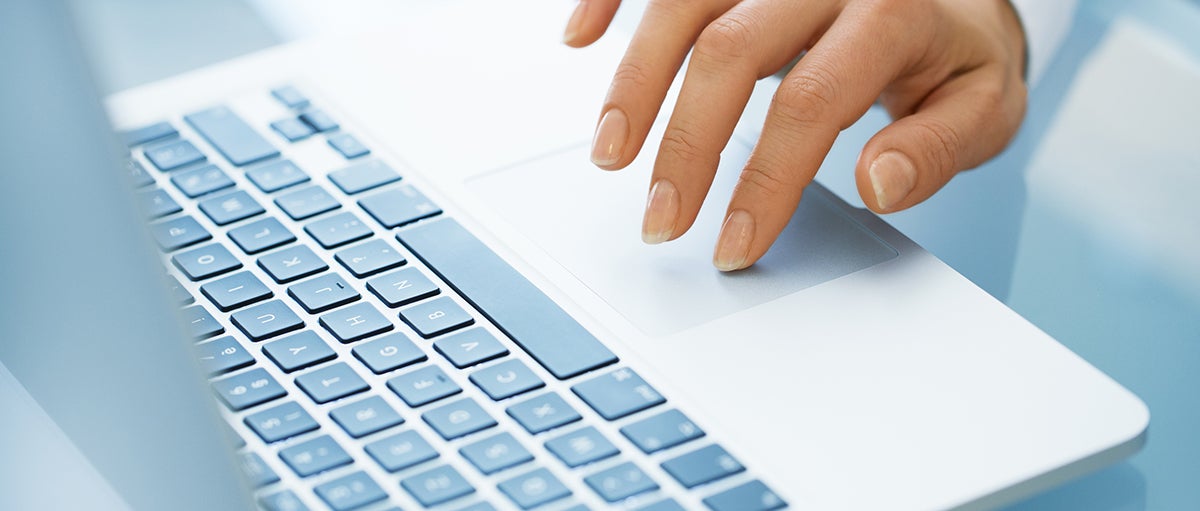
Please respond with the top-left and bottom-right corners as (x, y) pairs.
(467, 141), (897, 336)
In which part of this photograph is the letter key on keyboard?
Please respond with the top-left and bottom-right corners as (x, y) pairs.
(421, 398), (497, 440)
(434, 328), (508, 369)
(295, 362), (370, 404)
(398, 296), (474, 338)
(231, 300), (304, 341)
(352, 332), (426, 374)
(544, 426), (619, 467)
(319, 302), (393, 343)
(262, 331), (336, 372)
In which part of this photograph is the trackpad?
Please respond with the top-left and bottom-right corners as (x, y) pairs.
(467, 142), (897, 336)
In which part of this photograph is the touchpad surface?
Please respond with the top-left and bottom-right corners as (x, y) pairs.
(467, 142), (897, 336)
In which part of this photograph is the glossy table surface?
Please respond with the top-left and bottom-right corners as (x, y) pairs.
(76, 0), (1199, 508)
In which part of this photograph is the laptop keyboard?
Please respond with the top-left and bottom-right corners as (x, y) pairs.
(121, 85), (785, 511)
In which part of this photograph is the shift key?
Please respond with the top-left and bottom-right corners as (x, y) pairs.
(396, 218), (616, 379)
(185, 106), (279, 166)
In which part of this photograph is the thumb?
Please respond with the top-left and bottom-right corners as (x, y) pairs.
(856, 71), (1026, 213)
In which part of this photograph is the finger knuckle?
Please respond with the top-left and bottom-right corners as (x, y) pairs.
(736, 164), (792, 198)
(658, 125), (706, 163)
(913, 117), (963, 177)
(694, 13), (759, 65)
(773, 64), (840, 126)
(611, 59), (655, 90)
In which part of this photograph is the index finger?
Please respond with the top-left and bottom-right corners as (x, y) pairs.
(714, 3), (930, 271)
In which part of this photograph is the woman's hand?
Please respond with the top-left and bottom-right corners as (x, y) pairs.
(564, 0), (1028, 271)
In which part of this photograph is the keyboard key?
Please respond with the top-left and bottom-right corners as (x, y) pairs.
(497, 468), (571, 510)
(544, 426), (619, 467)
(167, 275), (194, 305)
(572, 368), (665, 421)
(288, 273), (359, 313)
(434, 329), (508, 368)
(150, 216), (211, 251)
(259, 490), (310, 511)
(124, 159), (154, 188)
(300, 109), (339, 132)
(194, 336), (254, 375)
(170, 164), (234, 198)
(459, 432), (533, 475)
(365, 430), (438, 472)
(470, 359), (544, 401)
(271, 85), (310, 109)
(702, 480), (786, 511)
(366, 267), (438, 307)
(359, 186), (441, 228)
(244, 401), (319, 443)
(387, 365), (460, 407)
(229, 217), (296, 254)
(258, 244), (328, 283)
(137, 188), (181, 218)
(122, 121), (177, 146)
(201, 271), (272, 312)
(212, 368), (286, 411)
(584, 462), (658, 502)
(328, 160), (400, 195)
(263, 330), (336, 372)
(271, 118), (315, 142)
(328, 133), (370, 159)
(636, 500), (686, 511)
(276, 185), (341, 220)
(352, 332), (426, 374)
(660, 444), (744, 489)
(231, 300), (304, 341)
(320, 302), (393, 343)
(506, 392), (582, 435)
(315, 471), (388, 511)
(240, 452), (280, 487)
(422, 398), (496, 440)
(330, 396), (404, 438)
(199, 190), (265, 226)
(306, 212), (372, 248)
(397, 218), (617, 379)
(620, 409), (705, 454)
(145, 139), (205, 171)
(458, 504), (499, 511)
(401, 465), (474, 507)
(172, 243), (241, 281)
(335, 239), (405, 278)
(181, 305), (223, 339)
(247, 160), (310, 193)
(399, 296), (474, 338)
(279, 435), (353, 477)
(296, 362), (370, 404)
(185, 106), (280, 166)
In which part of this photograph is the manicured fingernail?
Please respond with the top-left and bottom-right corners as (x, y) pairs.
(642, 179), (680, 244)
(591, 108), (628, 167)
(869, 151), (917, 211)
(713, 209), (755, 272)
(563, 1), (588, 45)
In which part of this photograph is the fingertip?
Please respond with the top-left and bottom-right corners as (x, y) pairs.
(865, 150), (917, 212)
(563, 0), (620, 48)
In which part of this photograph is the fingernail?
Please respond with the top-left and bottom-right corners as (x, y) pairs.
(869, 151), (917, 211)
(713, 209), (755, 272)
(642, 179), (680, 244)
(563, 0), (588, 45)
(591, 108), (628, 167)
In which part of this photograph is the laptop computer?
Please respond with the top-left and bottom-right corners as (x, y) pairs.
(0, 0), (1149, 510)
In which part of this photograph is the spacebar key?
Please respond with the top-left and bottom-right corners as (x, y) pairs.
(185, 106), (279, 166)
(397, 218), (617, 379)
